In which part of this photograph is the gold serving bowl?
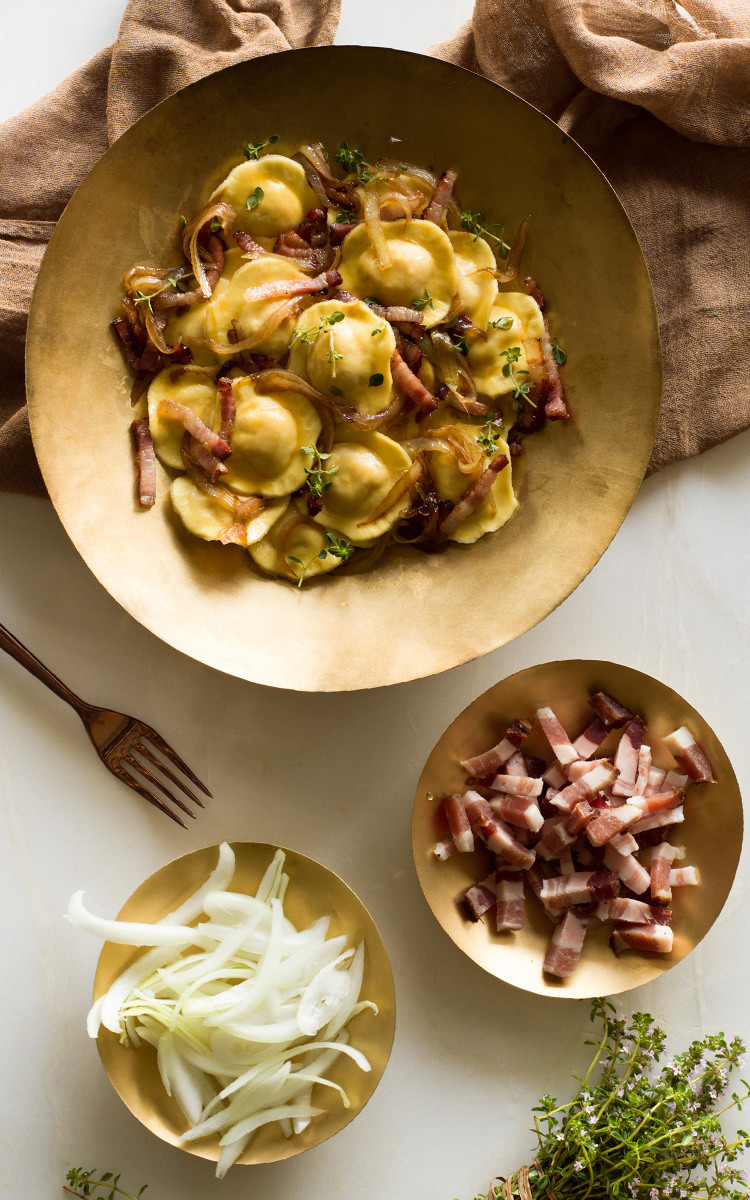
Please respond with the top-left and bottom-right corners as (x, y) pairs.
(93, 842), (396, 1165)
(27, 47), (661, 691)
(412, 659), (742, 999)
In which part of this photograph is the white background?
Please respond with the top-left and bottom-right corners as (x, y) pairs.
(1, 3), (749, 1199)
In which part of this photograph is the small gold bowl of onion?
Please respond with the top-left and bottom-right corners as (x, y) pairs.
(74, 842), (396, 1173)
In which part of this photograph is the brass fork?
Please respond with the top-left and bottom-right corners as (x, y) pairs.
(0, 621), (210, 827)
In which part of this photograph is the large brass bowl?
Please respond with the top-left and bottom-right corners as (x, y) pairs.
(26, 47), (661, 691)
(94, 842), (396, 1166)
(412, 660), (742, 998)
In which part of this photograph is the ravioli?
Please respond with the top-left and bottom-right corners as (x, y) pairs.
(287, 299), (396, 415)
(207, 256), (309, 360)
(449, 231), (498, 330)
(211, 155), (318, 239)
(222, 375), (321, 498)
(428, 418), (517, 544)
(468, 291), (545, 399)
(250, 502), (348, 582)
(171, 477), (286, 545)
(313, 431), (413, 544)
(147, 366), (219, 469)
(338, 219), (458, 328)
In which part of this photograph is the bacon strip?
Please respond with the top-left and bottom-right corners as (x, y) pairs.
(609, 832), (638, 855)
(463, 792), (536, 868)
(630, 806), (684, 836)
(536, 707), (579, 767)
(505, 750), (528, 776)
(234, 229), (266, 256)
(572, 718), (609, 759)
(603, 844), (650, 894)
(423, 168), (458, 223)
(611, 923), (673, 955)
(443, 794), (474, 853)
(113, 317), (144, 370)
(391, 349), (438, 413)
(633, 744), (652, 796)
(489, 774), (543, 797)
(542, 762), (567, 789)
(543, 910), (589, 978)
(461, 719), (532, 777)
(631, 788), (683, 816)
(431, 838), (455, 861)
(464, 874), (496, 920)
(670, 866), (699, 887)
(567, 800), (596, 835)
(650, 842), (678, 904)
(242, 268), (341, 304)
(131, 419), (156, 507)
(597, 898), (672, 925)
(644, 766), (667, 796)
(551, 762), (617, 812)
(536, 814), (576, 860)
(495, 866), (525, 931)
(523, 276), (545, 310)
(662, 726), (715, 783)
(587, 802), (643, 847)
(541, 318), (568, 420)
(440, 455), (509, 537)
(540, 870), (619, 909)
(612, 718), (646, 796)
(217, 377), (236, 447)
(490, 794), (544, 833)
(157, 399), (231, 459)
(590, 690), (634, 729)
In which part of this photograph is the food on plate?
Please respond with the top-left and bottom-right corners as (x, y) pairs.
(431, 689), (713, 979)
(66, 844), (377, 1177)
(114, 137), (569, 583)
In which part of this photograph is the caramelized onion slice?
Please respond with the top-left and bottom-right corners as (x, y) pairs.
(357, 460), (422, 527)
(183, 201), (236, 300)
(363, 179), (392, 270)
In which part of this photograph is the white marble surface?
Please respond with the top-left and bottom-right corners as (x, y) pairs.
(2, 3), (748, 1199)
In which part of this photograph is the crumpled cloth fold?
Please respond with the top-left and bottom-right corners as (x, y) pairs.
(1, 0), (748, 493)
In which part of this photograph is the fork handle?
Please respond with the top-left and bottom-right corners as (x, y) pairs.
(0, 621), (91, 715)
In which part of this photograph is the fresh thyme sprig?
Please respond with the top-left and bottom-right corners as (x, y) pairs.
(499, 346), (531, 402)
(459, 209), (511, 256)
(64, 1167), (148, 1200)
(301, 445), (339, 499)
(551, 335), (567, 366)
(477, 413), (505, 455)
(289, 531), (353, 586)
(134, 276), (189, 315)
(484, 1000), (750, 1200)
(412, 289), (434, 312)
(242, 133), (279, 160)
(334, 141), (367, 176)
(291, 310), (346, 347)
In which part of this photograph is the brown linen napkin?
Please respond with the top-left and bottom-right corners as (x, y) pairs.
(432, 0), (750, 473)
(1, 0), (748, 495)
(0, 0), (341, 497)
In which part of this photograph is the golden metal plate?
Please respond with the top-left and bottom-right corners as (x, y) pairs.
(26, 47), (661, 691)
(93, 842), (396, 1165)
(412, 659), (742, 999)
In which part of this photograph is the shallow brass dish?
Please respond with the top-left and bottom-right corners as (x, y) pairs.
(27, 47), (661, 691)
(93, 842), (396, 1165)
(412, 659), (742, 999)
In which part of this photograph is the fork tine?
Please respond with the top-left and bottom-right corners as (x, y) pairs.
(124, 754), (197, 820)
(141, 731), (212, 798)
(136, 740), (205, 809)
(118, 765), (188, 829)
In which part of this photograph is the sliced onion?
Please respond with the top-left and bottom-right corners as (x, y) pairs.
(256, 368), (404, 431)
(363, 179), (392, 269)
(183, 201), (236, 300)
(494, 213), (531, 283)
(357, 460), (422, 527)
(202, 298), (301, 354)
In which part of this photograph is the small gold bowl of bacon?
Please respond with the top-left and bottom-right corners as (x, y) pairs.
(412, 659), (742, 997)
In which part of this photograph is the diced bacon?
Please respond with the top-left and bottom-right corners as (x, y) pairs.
(612, 719), (646, 796)
(443, 794), (475, 854)
(611, 923), (673, 955)
(558, 850), (575, 876)
(572, 718), (609, 759)
(536, 707), (579, 767)
(505, 751), (528, 776)
(243, 269), (341, 303)
(441, 455), (509, 537)
(597, 898), (672, 925)
(131, 419), (156, 507)
(567, 800), (596, 835)
(633, 744), (652, 796)
(631, 788), (683, 816)
(543, 911), (589, 978)
(670, 866), (699, 887)
(217, 377), (236, 446)
(460, 719), (532, 776)
(629, 806), (684, 836)
(542, 763), (567, 789)
(540, 870), (619, 909)
(463, 792), (535, 868)
(489, 794), (544, 833)
(536, 815), (576, 860)
(157, 399), (231, 459)
(650, 842), (678, 904)
(423, 169), (458, 223)
(590, 690), (634, 729)
(609, 832), (638, 855)
(432, 838), (455, 861)
(663, 769), (689, 791)
(662, 726), (716, 784)
(568, 758), (612, 782)
(391, 349), (438, 413)
(464, 874), (496, 920)
(587, 802), (643, 847)
(644, 766), (667, 795)
(603, 844), (650, 894)
(552, 763), (618, 812)
(495, 866), (525, 931)
(489, 774), (543, 797)
(234, 229), (266, 256)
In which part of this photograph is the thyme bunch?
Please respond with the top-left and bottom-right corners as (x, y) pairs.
(487, 1000), (749, 1200)
(64, 1168), (148, 1200)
